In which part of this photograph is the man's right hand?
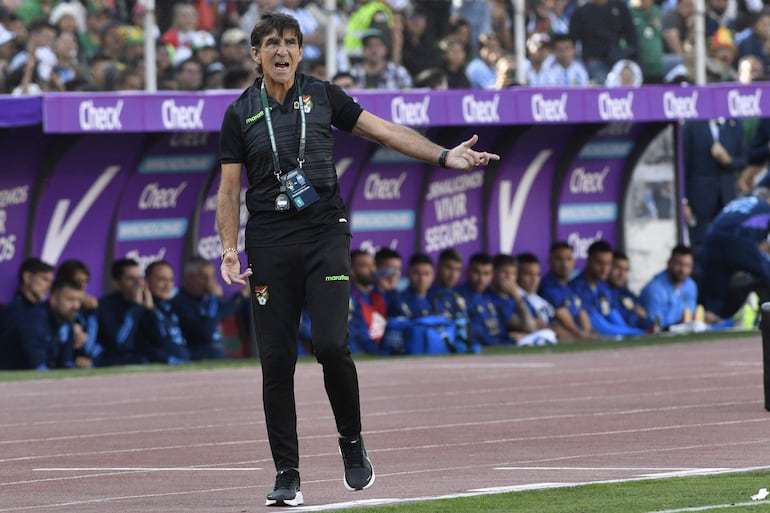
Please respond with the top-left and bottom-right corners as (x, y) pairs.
(220, 253), (252, 285)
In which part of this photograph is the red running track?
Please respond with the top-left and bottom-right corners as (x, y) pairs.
(1, 336), (769, 512)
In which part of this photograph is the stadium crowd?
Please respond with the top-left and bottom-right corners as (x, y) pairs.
(1, 0), (770, 94)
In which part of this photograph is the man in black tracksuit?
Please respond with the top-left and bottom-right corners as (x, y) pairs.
(216, 13), (500, 506)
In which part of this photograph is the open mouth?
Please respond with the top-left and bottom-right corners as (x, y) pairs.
(275, 62), (290, 70)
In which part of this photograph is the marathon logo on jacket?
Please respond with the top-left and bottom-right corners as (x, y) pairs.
(531, 93), (568, 122)
(462, 94), (501, 123)
(598, 92), (634, 121)
(161, 99), (205, 130)
(391, 96), (430, 125)
(79, 99), (123, 130)
(727, 89), (762, 117)
(662, 91), (698, 119)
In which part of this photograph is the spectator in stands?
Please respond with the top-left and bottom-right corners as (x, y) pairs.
(55, 259), (101, 369)
(523, 32), (551, 86)
(8, 19), (56, 88)
(539, 241), (595, 340)
(706, 26), (739, 82)
(0, 277), (83, 370)
(490, 0), (513, 51)
(569, 0), (638, 83)
(413, 67), (448, 89)
(737, 9), (770, 78)
(700, 188), (770, 320)
(492, 56), (521, 89)
(141, 260), (190, 365)
(223, 67), (254, 90)
(344, 0), (394, 67)
(219, 27), (251, 72)
(543, 34), (589, 86)
(239, 0), (281, 41)
(349, 249), (388, 354)
(439, 36), (471, 89)
(453, 0), (492, 55)
(49, 2), (86, 36)
(526, 0), (552, 39)
(569, 241), (646, 337)
(466, 32), (503, 89)
(190, 30), (219, 69)
(605, 59), (645, 86)
(332, 70), (356, 90)
(400, 5), (443, 79)
(0, 25), (15, 91)
(78, 4), (107, 63)
(6, 257), (54, 308)
(639, 244), (698, 329)
(608, 250), (652, 330)
(279, 0), (325, 62)
(50, 31), (83, 90)
(630, 0), (665, 83)
(95, 258), (151, 367)
(172, 256), (249, 360)
(682, 114), (746, 272)
(737, 54), (765, 84)
(662, 0), (694, 69)
(456, 253), (505, 346)
(705, 0), (733, 40)
(349, 28), (412, 90)
(176, 57), (205, 91)
(548, 0), (573, 36)
(161, 3), (198, 65)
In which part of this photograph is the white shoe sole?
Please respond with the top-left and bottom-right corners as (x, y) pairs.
(265, 491), (304, 507)
(343, 465), (375, 491)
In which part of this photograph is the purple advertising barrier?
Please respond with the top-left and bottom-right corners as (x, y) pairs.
(419, 127), (510, 261)
(113, 132), (219, 274)
(43, 93), (146, 133)
(0, 96), (42, 127)
(645, 84), (708, 121)
(486, 124), (579, 263)
(554, 123), (650, 264)
(334, 130), (377, 204)
(347, 147), (427, 258)
(709, 83), (770, 119)
(194, 167), (249, 292)
(141, 93), (237, 132)
(30, 134), (147, 296)
(0, 127), (49, 301)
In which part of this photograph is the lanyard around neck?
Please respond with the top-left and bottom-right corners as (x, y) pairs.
(260, 76), (306, 178)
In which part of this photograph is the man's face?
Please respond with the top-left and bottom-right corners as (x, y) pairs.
(351, 253), (376, 287)
(187, 265), (217, 296)
(517, 262), (541, 293)
(147, 264), (176, 301)
(254, 29), (303, 86)
(587, 251), (613, 282)
(548, 247), (575, 281)
(668, 253), (693, 285)
(50, 285), (83, 322)
(436, 258), (462, 288)
(552, 40), (575, 66)
(362, 36), (388, 65)
(408, 263), (434, 296)
(609, 257), (630, 288)
(23, 270), (54, 302)
(177, 61), (204, 90)
(115, 265), (144, 301)
(492, 264), (517, 294)
(375, 257), (402, 292)
(467, 262), (494, 293)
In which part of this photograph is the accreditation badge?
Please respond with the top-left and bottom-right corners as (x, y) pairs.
(281, 168), (319, 210)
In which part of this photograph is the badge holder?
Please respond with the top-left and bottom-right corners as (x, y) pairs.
(281, 163), (319, 211)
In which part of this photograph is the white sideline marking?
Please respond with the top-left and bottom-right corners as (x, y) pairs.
(33, 467), (262, 472)
(648, 502), (770, 513)
(494, 466), (713, 472)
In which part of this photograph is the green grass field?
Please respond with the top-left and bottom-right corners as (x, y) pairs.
(1, 329), (768, 512)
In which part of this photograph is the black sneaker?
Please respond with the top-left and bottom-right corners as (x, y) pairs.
(339, 435), (375, 491)
(265, 468), (303, 507)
